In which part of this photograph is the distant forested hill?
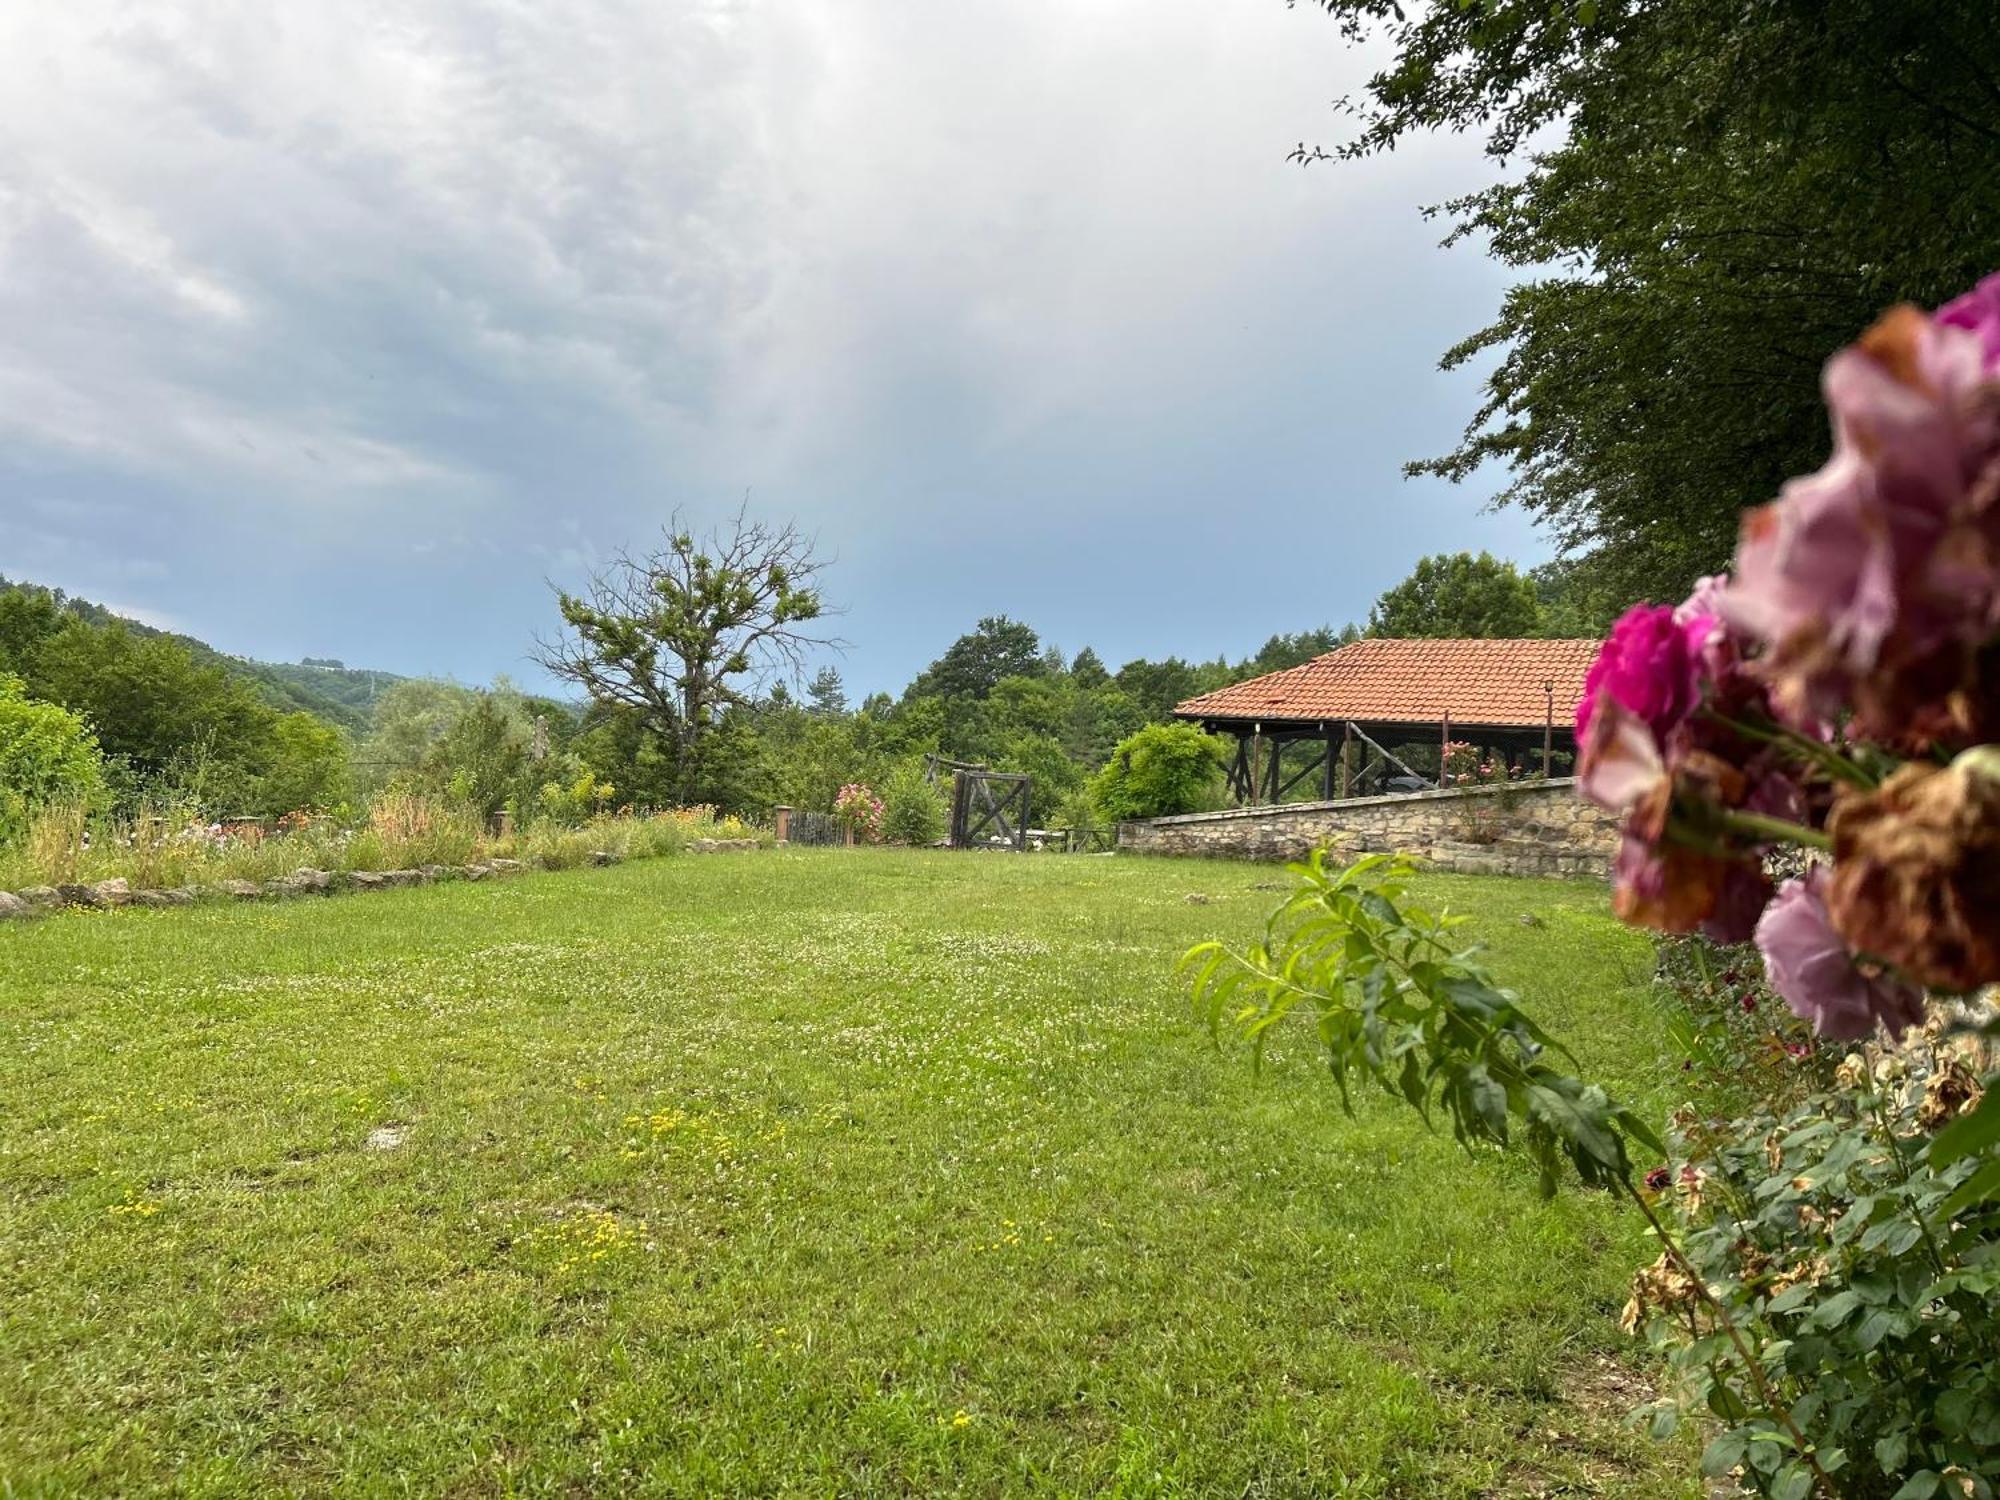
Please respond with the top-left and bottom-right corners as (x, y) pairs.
(0, 576), (402, 731)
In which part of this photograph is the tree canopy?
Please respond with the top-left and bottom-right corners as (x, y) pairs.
(537, 512), (835, 806)
(1299, 0), (2000, 605)
(1367, 552), (1545, 639)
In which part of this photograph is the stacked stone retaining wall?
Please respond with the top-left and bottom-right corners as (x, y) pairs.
(1116, 778), (1617, 880)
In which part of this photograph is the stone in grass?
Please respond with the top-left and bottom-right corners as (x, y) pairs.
(16, 886), (60, 908)
(349, 871), (388, 890)
(489, 858), (526, 873)
(419, 864), (452, 882)
(128, 889), (173, 909)
(378, 869), (423, 888)
(55, 883), (101, 908)
(0, 891), (31, 919)
(589, 850), (619, 866)
(92, 878), (133, 907)
(364, 1124), (407, 1151)
(216, 879), (263, 900)
(460, 863), (493, 881)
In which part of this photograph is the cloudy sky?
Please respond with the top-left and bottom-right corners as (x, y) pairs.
(0, 1), (1540, 697)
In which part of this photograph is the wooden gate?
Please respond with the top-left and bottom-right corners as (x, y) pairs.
(948, 770), (1031, 851)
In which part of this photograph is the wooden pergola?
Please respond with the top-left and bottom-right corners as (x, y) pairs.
(1173, 638), (1600, 805)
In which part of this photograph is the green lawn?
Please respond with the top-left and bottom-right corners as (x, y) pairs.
(0, 850), (1697, 1497)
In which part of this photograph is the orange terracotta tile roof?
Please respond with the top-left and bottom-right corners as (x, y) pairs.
(1173, 637), (1601, 731)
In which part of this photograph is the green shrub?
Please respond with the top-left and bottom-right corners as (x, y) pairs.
(879, 761), (946, 845)
(0, 675), (106, 845)
(1091, 723), (1227, 821)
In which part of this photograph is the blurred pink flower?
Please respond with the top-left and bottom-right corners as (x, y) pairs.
(1936, 270), (2000, 376)
(1718, 303), (2000, 740)
(1576, 604), (1707, 743)
(1754, 868), (1925, 1041)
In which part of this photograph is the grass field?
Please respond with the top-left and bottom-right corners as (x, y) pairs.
(0, 850), (1698, 1497)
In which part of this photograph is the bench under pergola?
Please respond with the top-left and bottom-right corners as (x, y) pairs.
(1173, 637), (1599, 806)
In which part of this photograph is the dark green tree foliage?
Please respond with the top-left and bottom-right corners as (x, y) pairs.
(1068, 647), (1111, 690)
(806, 666), (847, 717)
(20, 618), (289, 807)
(906, 616), (1045, 702)
(1245, 625), (1356, 674)
(1366, 552), (1545, 639)
(538, 512), (834, 806)
(1299, 0), (2000, 605)
(0, 577), (402, 731)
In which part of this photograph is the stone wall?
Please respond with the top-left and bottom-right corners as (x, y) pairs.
(1116, 778), (1618, 880)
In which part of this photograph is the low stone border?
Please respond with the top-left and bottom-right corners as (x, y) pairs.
(0, 838), (763, 922)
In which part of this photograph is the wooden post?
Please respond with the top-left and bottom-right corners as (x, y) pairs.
(1321, 726), (1335, 800)
(1542, 679), (1555, 780)
(1248, 725), (1263, 807)
(1440, 713), (1452, 788)
(773, 805), (793, 844)
(1341, 723), (1354, 797)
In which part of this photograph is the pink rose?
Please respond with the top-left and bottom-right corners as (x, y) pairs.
(1576, 604), (1707, 744)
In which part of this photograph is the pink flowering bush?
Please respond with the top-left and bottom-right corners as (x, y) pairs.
(833, 782), (884, 842)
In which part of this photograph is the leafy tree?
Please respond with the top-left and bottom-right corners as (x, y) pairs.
(1091, 723), (1228, 821)
(257, 712), (351, 816)
(1113, 656), (1229, 722)
(418, 695), (529, 818)
(1295, 0), (2000, 606)
(995, 732), (1083, 812)
(1069, 647), (1111, 690)
(572, 702), (678, 809)
(359, 679), (479, 790)
(0, 676), (106, 843)
(23, 618), (283, 804)
(1366, 552), (1544, 639)
(0, 584), (63, 672)
(1246, 625), (1355, 675)
(907, 616), (1044, 702)
(1530, 558), (1620, 640)
(538, 512), (834, 806)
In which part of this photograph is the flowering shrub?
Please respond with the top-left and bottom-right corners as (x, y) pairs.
(1632, 1032), (1996, 1497)
(1195, 274), (2000, 1499)
(1439, 740), (1521, 788)
(833, 782), (884, 842)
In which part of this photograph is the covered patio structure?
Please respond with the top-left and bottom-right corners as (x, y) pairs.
(1173, 637), (1600, 806)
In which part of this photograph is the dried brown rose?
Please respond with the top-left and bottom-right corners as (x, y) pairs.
(1827, 747), (2000, 992)
(1919, 1057), (1986, 1132)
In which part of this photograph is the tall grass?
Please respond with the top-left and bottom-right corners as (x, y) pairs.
(0, 799), (764, 892)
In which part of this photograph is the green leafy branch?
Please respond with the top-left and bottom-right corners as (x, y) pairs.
(1180, 850), (1660, 1197)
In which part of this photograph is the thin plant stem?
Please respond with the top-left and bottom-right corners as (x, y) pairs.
(1621, 1178), (1840, 1499)
(1703, 709), (1877, 790)
(1713, 807), (1834, 852)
